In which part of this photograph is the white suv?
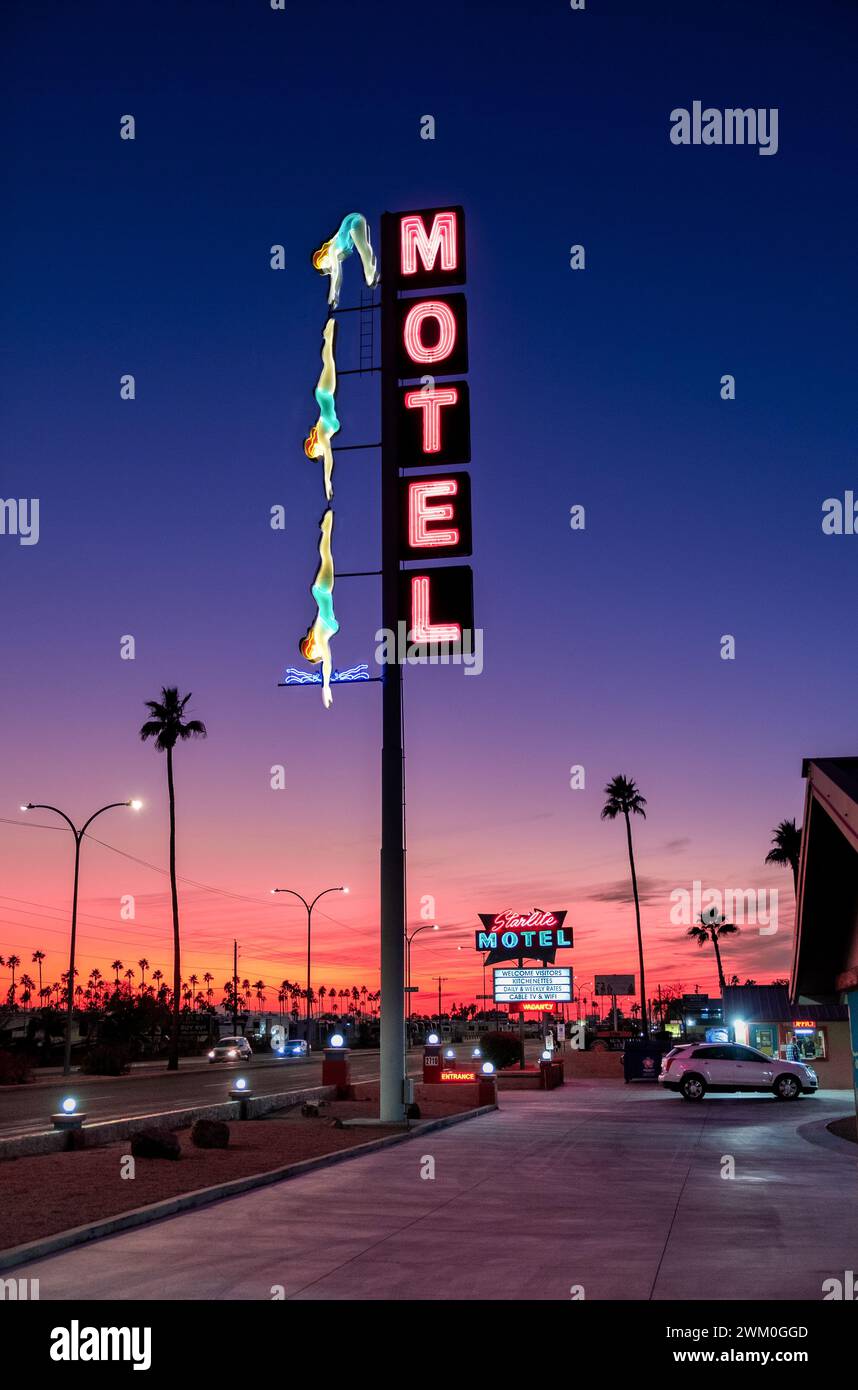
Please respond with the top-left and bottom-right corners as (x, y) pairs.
(659, 1042), (817, 1101)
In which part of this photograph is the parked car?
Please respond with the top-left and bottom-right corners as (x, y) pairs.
(274, 1038), (309, 1057)
(659, 1042), (817, 1101)
(207, 1037), (253, 1064)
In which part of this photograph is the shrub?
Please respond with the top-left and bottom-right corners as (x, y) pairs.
(0, 1050), (32, 1085)
(191, 1119), (230, 1149)
(131, 1128), (181, 1160)
(80, 1044), (131, 1076)
(479, 1031), (523, 1070)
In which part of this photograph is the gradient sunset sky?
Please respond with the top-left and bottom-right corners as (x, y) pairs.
(3, 0), (856, 1013)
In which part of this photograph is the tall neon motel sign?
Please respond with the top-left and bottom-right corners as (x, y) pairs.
(387, 205), (474, 647)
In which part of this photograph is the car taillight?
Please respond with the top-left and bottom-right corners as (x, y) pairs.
(663, 1056), (675, 1072)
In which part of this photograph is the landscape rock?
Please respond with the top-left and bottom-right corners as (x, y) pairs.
(190, 1119), (230, 1149)
(131, 1128), (181, 1160)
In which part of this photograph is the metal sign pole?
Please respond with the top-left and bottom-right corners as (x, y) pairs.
(378, 212), (406, 1122)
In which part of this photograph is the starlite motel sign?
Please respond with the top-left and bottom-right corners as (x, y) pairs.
(476, 909), (571, 965)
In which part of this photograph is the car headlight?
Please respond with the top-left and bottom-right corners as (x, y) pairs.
(208, 1051), (215, 1058)
(227, 1049), (237, 1058)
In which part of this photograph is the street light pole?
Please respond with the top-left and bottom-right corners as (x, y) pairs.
(21, 799), (142, 1076)
(271, 886), (347, 1040)
(405, 924), (439, 1044)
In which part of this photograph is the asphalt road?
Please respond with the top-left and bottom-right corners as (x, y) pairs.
(0, 1051), (420, 1138)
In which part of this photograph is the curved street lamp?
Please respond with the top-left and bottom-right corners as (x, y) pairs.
(405, 924), (440, 1044)
(270, 886), (348, 1026)
(20, 799), (143, 1075)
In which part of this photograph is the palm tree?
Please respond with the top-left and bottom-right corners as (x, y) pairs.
(124, 967), (135, 994)
(140, 686), (207, 1070)
(138, 958), (149, 992)
(600, 774), (649, 1035)
(6, 954), (20, 1006)
(111, 959), (123, 988)
(686, 910), (739, 993)
(765, 818), (802, 895)
(32, 949), (45, 1000)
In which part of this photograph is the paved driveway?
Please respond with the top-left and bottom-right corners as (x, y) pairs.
(17, 1081), (857, 1300)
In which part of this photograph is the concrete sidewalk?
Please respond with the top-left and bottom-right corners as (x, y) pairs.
(16, 1082), (858, 1301)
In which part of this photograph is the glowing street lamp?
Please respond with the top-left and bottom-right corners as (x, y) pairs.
(21, 798), (143, 1076)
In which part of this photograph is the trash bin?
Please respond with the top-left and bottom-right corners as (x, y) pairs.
(623, 1039), (671, 1083)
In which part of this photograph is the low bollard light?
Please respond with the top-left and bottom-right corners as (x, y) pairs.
(52, 1096), (86, 1132)
(322, 1034), (352, 1096)
(229, 1076), (253, 1118)
(478, 1061), (497, 1107)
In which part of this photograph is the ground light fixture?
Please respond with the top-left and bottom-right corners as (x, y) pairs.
(52, 1095), (86, 1132)
(541, 1050), (552, 1061)
(472, 1048), (482, 1058)
(427, 1033), (440, 1045)
(481, 1062), (495, 1075)
(445, 1047), (455, 1059)
(329, 1033), (345, 1048)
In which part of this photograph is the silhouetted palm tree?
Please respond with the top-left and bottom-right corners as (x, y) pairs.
(600, 774), (649, 1035)
(686, 910), (739, 994)
(765, 818), (801, 895)
(32, 950), (45, 1000)
(111, 959), (123, 987)
(138, 958), (149, 992)
(140, 686), (207, 1070)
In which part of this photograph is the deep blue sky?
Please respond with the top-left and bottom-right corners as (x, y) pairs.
(2, 0), (857, 997)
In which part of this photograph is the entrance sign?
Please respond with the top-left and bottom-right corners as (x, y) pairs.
(476, 910), (571, 965)
(494, 967), (572, 1005)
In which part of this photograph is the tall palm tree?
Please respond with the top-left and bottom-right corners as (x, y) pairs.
(32, 950), (45, 1000)
(600, 774), (649, 1035)
(138, 958), (149, 992)
(686, 910), (739, 993)
(140, 687), (207, 1070)
(6, 954), (20, 1006)
(765, 818), (802, 895)
(111, 959), (123, 987)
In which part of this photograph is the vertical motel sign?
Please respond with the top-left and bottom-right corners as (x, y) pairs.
(382, 206), (474, 649)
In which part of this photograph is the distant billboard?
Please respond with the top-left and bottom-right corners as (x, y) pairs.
(493, 966), (572, 1005)
(594, 974), (635, 996)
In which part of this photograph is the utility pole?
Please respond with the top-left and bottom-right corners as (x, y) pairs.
(378, 212), (407, 1123)
(434, 976), (448, 1028)
(232, 940), (238, 1034)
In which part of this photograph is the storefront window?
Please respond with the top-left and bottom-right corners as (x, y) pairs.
(790, 1027), (827, 1061)
(749, 1024), (777, 1056)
